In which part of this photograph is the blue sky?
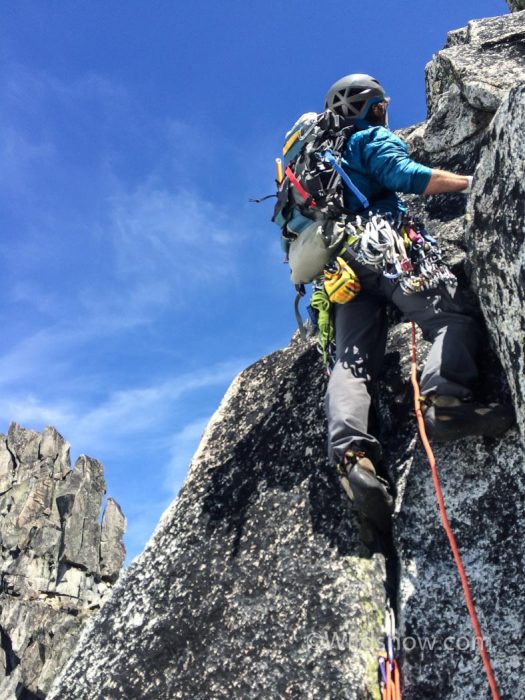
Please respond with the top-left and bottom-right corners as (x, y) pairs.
(0, 0), (508, 563)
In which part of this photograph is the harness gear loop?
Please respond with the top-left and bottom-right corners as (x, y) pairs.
(342, 214), (458, 294)
(410, 321), (501, 700)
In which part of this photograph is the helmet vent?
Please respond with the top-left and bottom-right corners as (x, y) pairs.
(324, 73), (385, 122)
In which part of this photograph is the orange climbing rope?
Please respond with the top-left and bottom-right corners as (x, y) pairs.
(410, 322), (501, 700)
(379, 652), (401, 700)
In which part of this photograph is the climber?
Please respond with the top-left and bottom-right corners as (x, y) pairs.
(321, 74), (515, 533)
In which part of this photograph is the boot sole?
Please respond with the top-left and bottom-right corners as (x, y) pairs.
(425, 405), (515, 442)
(347, 466), (393, 534)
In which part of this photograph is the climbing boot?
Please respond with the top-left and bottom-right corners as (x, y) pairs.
(338, 451), (394, 534)
(423, 395), (515, 442)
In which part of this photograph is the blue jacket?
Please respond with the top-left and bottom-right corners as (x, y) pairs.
(342, 125), (432, 215)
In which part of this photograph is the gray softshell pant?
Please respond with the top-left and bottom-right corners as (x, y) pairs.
(325, 260), (481, 466)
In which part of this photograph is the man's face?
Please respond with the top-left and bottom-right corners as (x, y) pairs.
(372, 98), (390, 126)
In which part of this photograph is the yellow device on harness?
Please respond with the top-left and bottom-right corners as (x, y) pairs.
(324, 257), (361, 304)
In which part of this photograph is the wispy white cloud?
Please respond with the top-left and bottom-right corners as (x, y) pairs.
(0, 60), (275, 565)
(67, 363), (238, 450)
(1, 61), (247, 332)
(0, 394), (72, 431)
(0, 127), (56, 198)
(107, 182), (242, 291)
(0, 355), (247, 564)
(0, 311), (152, 391)
(2, 63), (129, 121)
(0, 326), (76, 388)
(0, 65), (127, 199)
(0, 359), (244, 456)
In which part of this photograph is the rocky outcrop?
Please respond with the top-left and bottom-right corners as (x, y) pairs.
(377, 319), (525, 699)
(49, 9), (525, 700)
(406, 11), (525, 173)
(398, 10), (524, 284)
(49, 342), (387, 699)
(508, 0), (525, 12)
(0, 423), (126, 699)
(386, 15), (525, 700)
(466, 84), (525, 430)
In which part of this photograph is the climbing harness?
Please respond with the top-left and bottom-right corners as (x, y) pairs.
(345, 214), (457, 294)
(378, 604), (401, 699)
(410, 322), (501, 700)
(303, 210), (454, 368)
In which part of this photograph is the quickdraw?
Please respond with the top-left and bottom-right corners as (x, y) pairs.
(357, 215), (407, 269)
(346, 214), (457, 295)
(378, 605), (402, 700)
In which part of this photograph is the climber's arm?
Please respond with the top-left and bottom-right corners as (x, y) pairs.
(363, 129), (473, 196)
(423, 169), (471, 195)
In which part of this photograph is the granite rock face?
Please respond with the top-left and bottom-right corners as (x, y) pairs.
(49, 342), (387, 699)
(390, 15), (525, 700)
(406, 11), (525, 172)
(382, 323), (525, 699)
(49, 9), (524, 700)
(399, 10), (524, 282)
(466, 85), (525, 431)
(0, 423), (126, 699)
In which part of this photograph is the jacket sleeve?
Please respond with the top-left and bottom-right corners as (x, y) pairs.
(362, 127), (432, 194)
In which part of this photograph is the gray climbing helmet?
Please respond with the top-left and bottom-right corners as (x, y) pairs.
(324, 74), (386, 121)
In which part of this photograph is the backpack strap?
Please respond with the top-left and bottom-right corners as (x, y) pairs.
(285, 167), (317, 208)
(319, 150), (370, 210)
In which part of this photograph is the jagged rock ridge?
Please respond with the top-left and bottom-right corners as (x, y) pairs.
(0, 423), (126, 699)
(49, 9), (525, 700)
